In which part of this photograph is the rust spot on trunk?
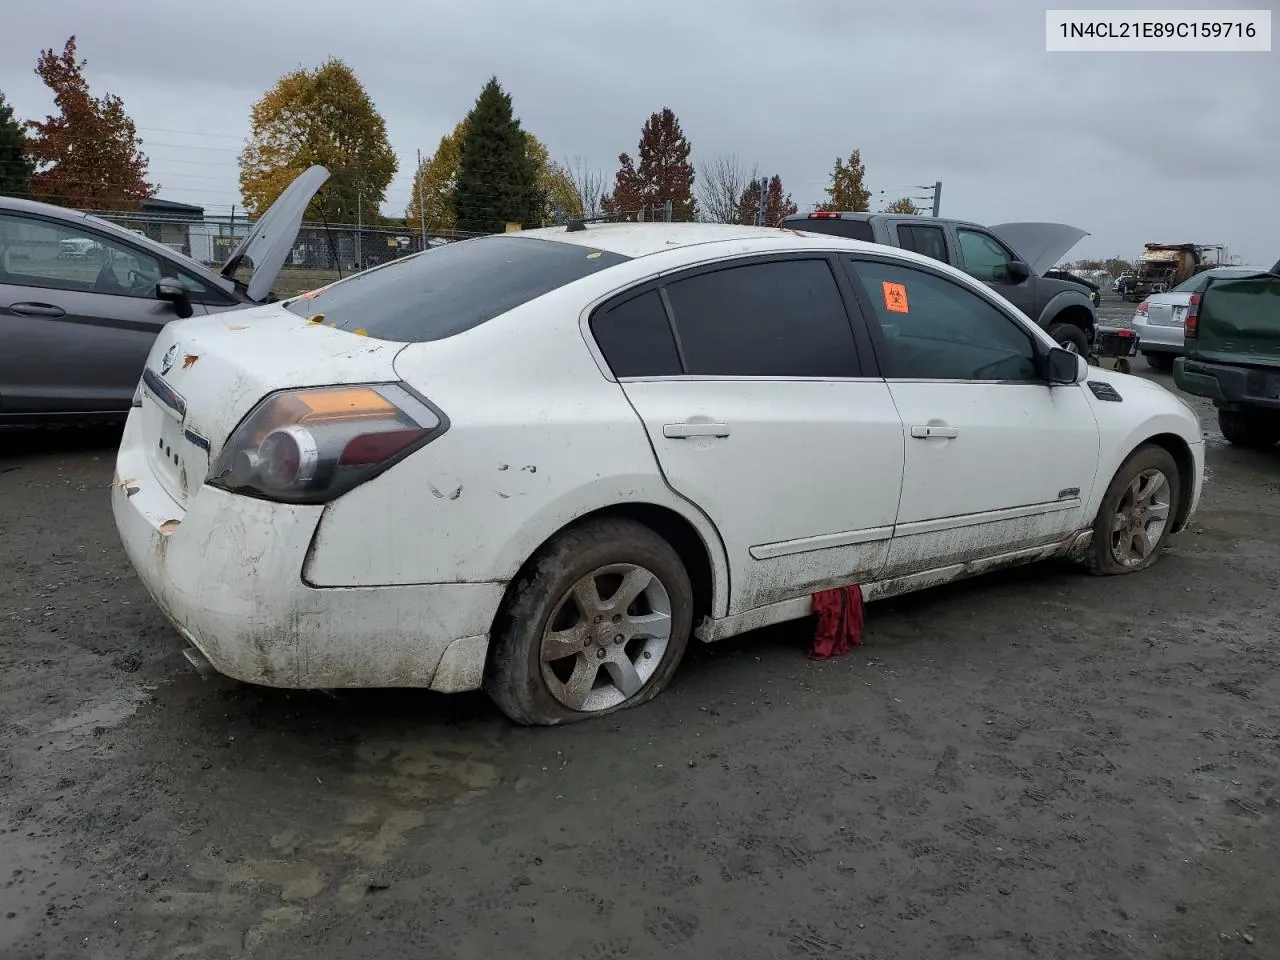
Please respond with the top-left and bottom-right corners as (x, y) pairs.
(159, 519), (181, 536)
(182, 354), (199, 369)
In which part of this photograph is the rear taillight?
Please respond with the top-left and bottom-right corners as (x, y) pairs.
(1135, 299), (1149, 317)
(207, 383), (445, 504)
(1184, 293), (1201, 338)
(808, 212), (841, 219)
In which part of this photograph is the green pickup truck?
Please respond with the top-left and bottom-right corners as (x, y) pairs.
(1173, 261), (1280, 449)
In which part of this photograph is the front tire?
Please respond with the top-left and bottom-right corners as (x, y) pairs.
(1085, 444), (1181, 576)
(1048, 322), (1093, 361)
(485, 518), (693, 726)
(1219, 409), (1280, 449)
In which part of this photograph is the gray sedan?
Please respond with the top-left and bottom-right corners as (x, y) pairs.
(0, 167), (328, 424)
(1131, 265), (1269, 371)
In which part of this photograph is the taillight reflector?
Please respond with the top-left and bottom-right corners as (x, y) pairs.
(1135, 299), (1149, 316)
(1185, 293), (1201, 338)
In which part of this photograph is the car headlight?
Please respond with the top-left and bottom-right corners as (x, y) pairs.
(207, 383), (447, 504)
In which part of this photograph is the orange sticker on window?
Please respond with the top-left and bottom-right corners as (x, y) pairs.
(882, 281), (909, 314)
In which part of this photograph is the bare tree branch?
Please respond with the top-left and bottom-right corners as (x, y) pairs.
(565, 155), (605, 219)
(696, 153), (756, 224)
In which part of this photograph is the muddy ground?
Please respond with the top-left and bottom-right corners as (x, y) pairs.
(2, 347), (1279, 959)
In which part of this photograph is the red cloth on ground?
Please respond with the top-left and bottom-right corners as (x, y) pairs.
(809, 584), (864, 660)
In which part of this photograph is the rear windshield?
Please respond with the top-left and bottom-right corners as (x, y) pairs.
(284, 235), (631, 342)
(782, 216), (875, 242)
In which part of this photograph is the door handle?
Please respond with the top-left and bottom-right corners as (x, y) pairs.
(663, 422), (731, 439)
(8, 302), (67, 318)
(909, 424), (959, 439)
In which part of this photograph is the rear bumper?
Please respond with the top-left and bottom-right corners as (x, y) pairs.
(1173, 358), (1280, 410)
(111, 410), (505, 691)
(1131, 316), (1183, 353)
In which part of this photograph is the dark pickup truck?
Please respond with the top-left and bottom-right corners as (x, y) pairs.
(1173, 261), (1280, 449)
(780, 211), (1099, 356)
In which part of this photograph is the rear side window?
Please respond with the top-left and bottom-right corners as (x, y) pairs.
(897, 224), (948, 264)
(590, 290), (682, 378)
(784, 216), (875, 242)
(283, 235), (630, 342)
(664, 259), (859, 378)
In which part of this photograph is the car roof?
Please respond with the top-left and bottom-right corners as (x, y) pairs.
(512, 221), (830, 259)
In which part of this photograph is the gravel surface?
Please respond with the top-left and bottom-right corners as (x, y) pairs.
(2, 324), (1278, 959)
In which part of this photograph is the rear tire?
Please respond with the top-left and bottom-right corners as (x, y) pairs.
(1085, 444), (1182, 576)
(485, 518), (693, 726)
(1143, 351), (1175, 372)
(1218, 409), (1280, 450)
(1048, 322), (1093, 360)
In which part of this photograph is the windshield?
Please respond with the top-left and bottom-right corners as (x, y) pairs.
(284, 234), (631, 342)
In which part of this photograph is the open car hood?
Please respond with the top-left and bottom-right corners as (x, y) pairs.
(221, 165), (330, 302)
(990, 222), (1089, 277)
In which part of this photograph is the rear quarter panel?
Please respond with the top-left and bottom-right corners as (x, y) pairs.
(299, 274), (732, 615)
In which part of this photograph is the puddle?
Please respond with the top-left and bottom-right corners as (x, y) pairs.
(44, 687), (152, 748)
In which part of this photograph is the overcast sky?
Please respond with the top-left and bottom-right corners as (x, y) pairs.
(2, 0), (1276, 264)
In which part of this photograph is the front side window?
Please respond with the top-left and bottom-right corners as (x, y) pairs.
(846, 258), (1038, 381)
(0, 213), (166, 298)
(956, 228), (1014, 282)
(283, 235), (630, 342)
(663, 258), (859, 378)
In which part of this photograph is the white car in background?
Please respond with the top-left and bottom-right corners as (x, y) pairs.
(112, 223), (1204, 726)
(1132, 266), (1269, 371)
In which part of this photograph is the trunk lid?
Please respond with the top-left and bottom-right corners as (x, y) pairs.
(1192, 272), (1280, 367)
(221, 165), (330, 303)
(1147, 292), (1193, 327)
(135, 303), (402, 507)
(989, 222), (1089, 276)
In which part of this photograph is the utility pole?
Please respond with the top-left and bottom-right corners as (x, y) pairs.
(663, 199), (672, 223)
(356, 189), (362, 270)
(416, 148), (427, 249)
(931, 180), (942, 217)
(756, 177), (768, 226)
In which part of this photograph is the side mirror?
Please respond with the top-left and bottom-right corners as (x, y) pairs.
(1046, 346), (1086, 384)
(1006, 260), (1032, 283)
(155, 278), (193, 319)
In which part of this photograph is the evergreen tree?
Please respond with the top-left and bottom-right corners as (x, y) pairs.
(453, 77), (544, 232)
(0, 91), (34, 198)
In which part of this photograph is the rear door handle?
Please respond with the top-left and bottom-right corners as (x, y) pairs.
(8, 302), (67, 318)
(663, 422), (731, 439)
(910, 424), (959, 439)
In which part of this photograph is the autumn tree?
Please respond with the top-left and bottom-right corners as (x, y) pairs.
(408, 116), (574, 230)
(24, 37), (153, 209)
(452, 77), (544, 232)
(736, 174), (798, 227)
(0, 91), (34, 199)
(239, 58), (396, 222)
(882, 197), (921, 215)
(817, 150), (870, 212)
(603, 108), (695, 221)
(697, 153), (755, 224)
(406, 120), (466, 230)
(600, 153), (643, 220)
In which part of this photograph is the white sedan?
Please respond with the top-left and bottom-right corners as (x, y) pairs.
(111, 223), (1205, 725)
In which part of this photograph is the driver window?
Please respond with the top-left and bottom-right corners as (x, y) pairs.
(845, 258), (1038, 382)
(957, 228), (1013, 282)
(0, 213), (164, 298)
